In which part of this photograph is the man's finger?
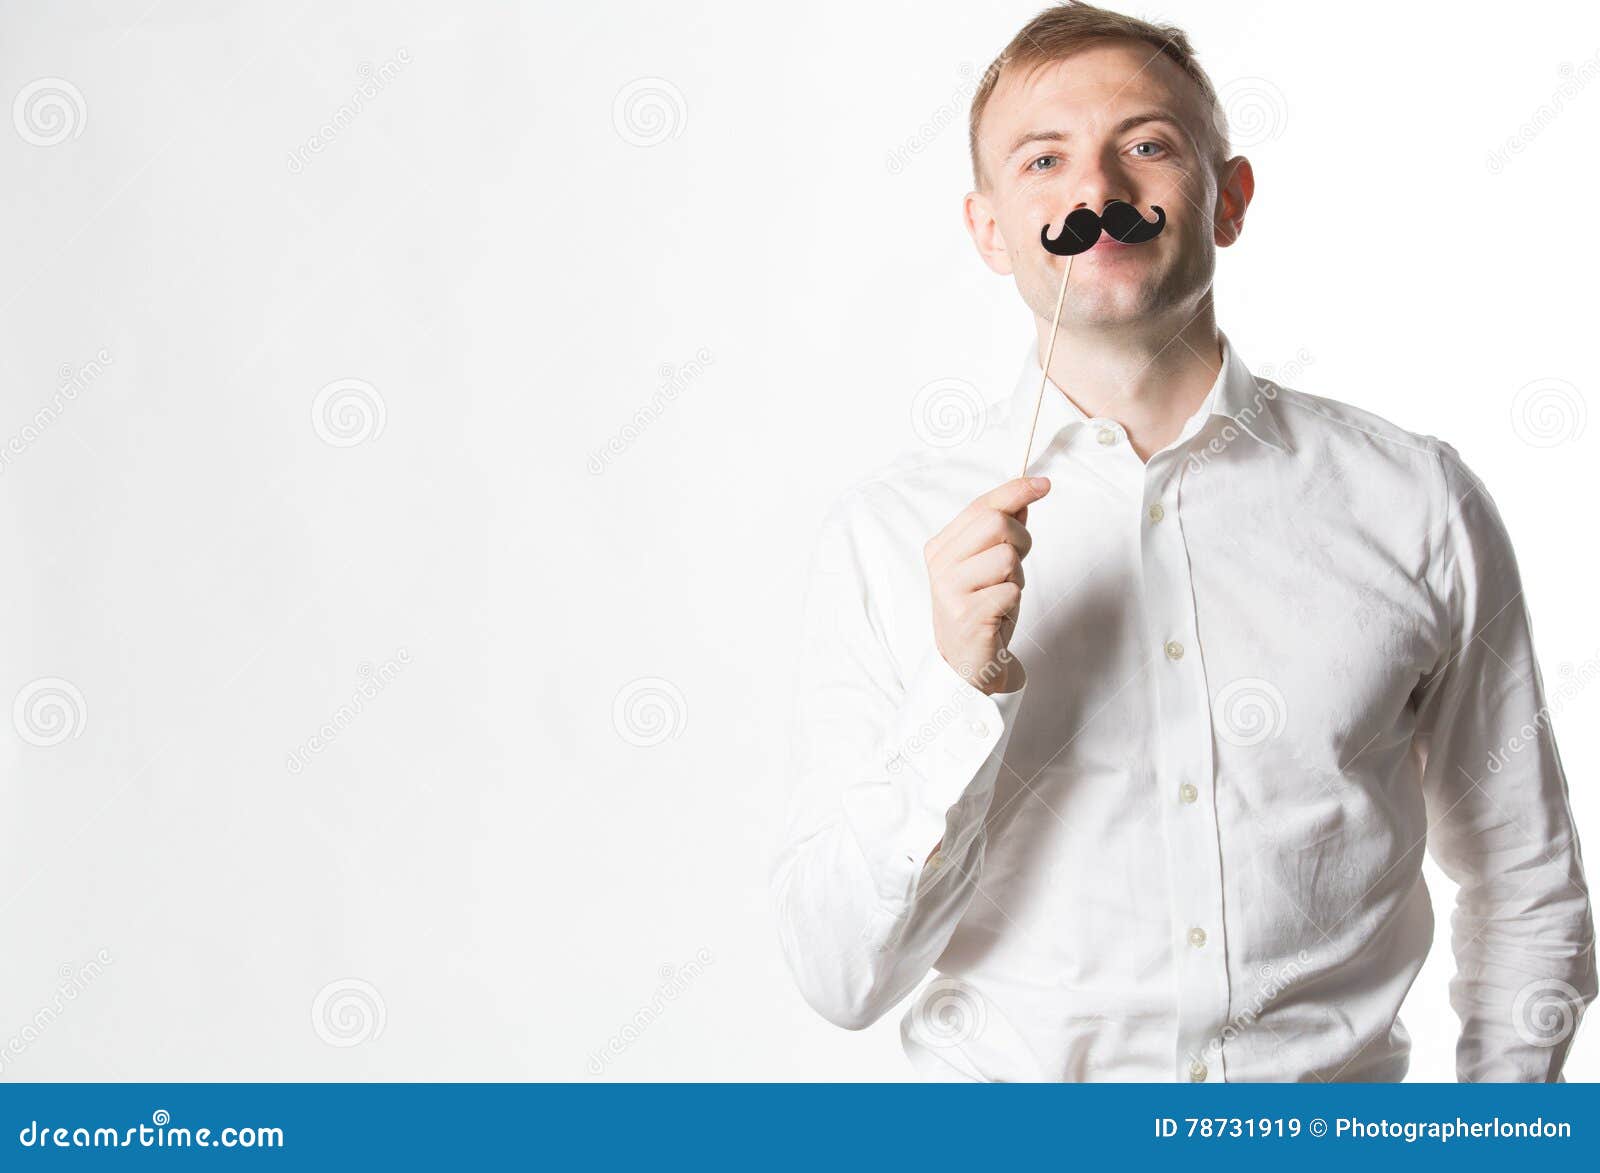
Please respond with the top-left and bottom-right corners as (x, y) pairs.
(939, 510), (1033, 569)
(951, 542), (1025, 593)
(927, 476), (1050, 564)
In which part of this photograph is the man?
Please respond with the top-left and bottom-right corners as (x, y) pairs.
(770, 2), (1595, 1081)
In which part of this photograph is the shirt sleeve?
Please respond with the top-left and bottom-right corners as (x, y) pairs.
(1413, 440), (1596, 1081)
(769, 494), (1026, 1030)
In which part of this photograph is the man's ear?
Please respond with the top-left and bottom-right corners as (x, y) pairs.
(1214, 156), (1255, 247)
(964, 189), (1014, 276)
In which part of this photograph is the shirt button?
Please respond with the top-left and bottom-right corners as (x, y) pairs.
(1188, 927), (1207, 948)
(1096, 426), (1118, 446)
(1164, 640), (1185, 661)
(1179, 782), (1198, 804)
(1147, 502), (1165, 523)
(1189, 1060), (1208, 1082)
(969, 719), (989, 737)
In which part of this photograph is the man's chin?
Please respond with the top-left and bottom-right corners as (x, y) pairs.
(1022, 275), (1175, 333)
(1064, 295), (1161, 331)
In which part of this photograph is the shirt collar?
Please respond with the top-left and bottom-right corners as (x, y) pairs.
(1010, 330), (1292, 469)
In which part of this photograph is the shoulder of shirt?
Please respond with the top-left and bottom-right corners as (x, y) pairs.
(1265, 381), (1483, 485)
(1266, 381), (1504, 603)
(1267, 381), (1430, 455)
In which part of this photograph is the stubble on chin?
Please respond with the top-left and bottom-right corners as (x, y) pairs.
(1022, 245), (1208, 334)
(1020, 264), (1158, 332)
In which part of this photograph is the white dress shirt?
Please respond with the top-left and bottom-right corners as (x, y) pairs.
(771, 333), (1595, 1082)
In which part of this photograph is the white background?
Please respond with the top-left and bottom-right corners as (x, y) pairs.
(1, 0), (1597, 1081)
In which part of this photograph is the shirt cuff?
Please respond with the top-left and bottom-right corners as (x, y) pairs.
(840, 646), (1026, 906)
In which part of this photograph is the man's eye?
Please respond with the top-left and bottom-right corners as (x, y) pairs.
(1026, 155), (1059, 172)
(1130, 141), (1166, 158)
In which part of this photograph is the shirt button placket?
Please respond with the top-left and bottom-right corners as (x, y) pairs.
(1142, 457), (1231, 1083)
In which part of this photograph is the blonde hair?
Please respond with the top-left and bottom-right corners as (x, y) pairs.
(969, 2), (1230, 187)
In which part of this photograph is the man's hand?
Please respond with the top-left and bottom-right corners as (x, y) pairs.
(923, 476), (1050, 697)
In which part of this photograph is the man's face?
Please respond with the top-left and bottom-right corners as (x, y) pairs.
(965, 41), (1248, 332)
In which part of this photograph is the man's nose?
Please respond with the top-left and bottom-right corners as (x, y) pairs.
(1070, 159), (1135, 211)
(1071, 189), (1136, 212)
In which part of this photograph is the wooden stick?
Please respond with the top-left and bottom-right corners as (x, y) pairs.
(1019, 255), (1073, 479)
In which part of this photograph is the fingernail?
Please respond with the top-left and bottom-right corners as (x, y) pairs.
(1029, 476), (1050, 491)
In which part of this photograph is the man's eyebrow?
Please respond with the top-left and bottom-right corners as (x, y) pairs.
(1004, 129), (1067, 160)
(1111, 111), (1192, 141)
(1003, 111), (1192, 160)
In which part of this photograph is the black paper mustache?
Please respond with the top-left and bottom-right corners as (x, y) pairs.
(1040, 200), (1166, 256)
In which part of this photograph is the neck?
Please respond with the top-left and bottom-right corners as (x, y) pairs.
(1035, 292), (1222, 462)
